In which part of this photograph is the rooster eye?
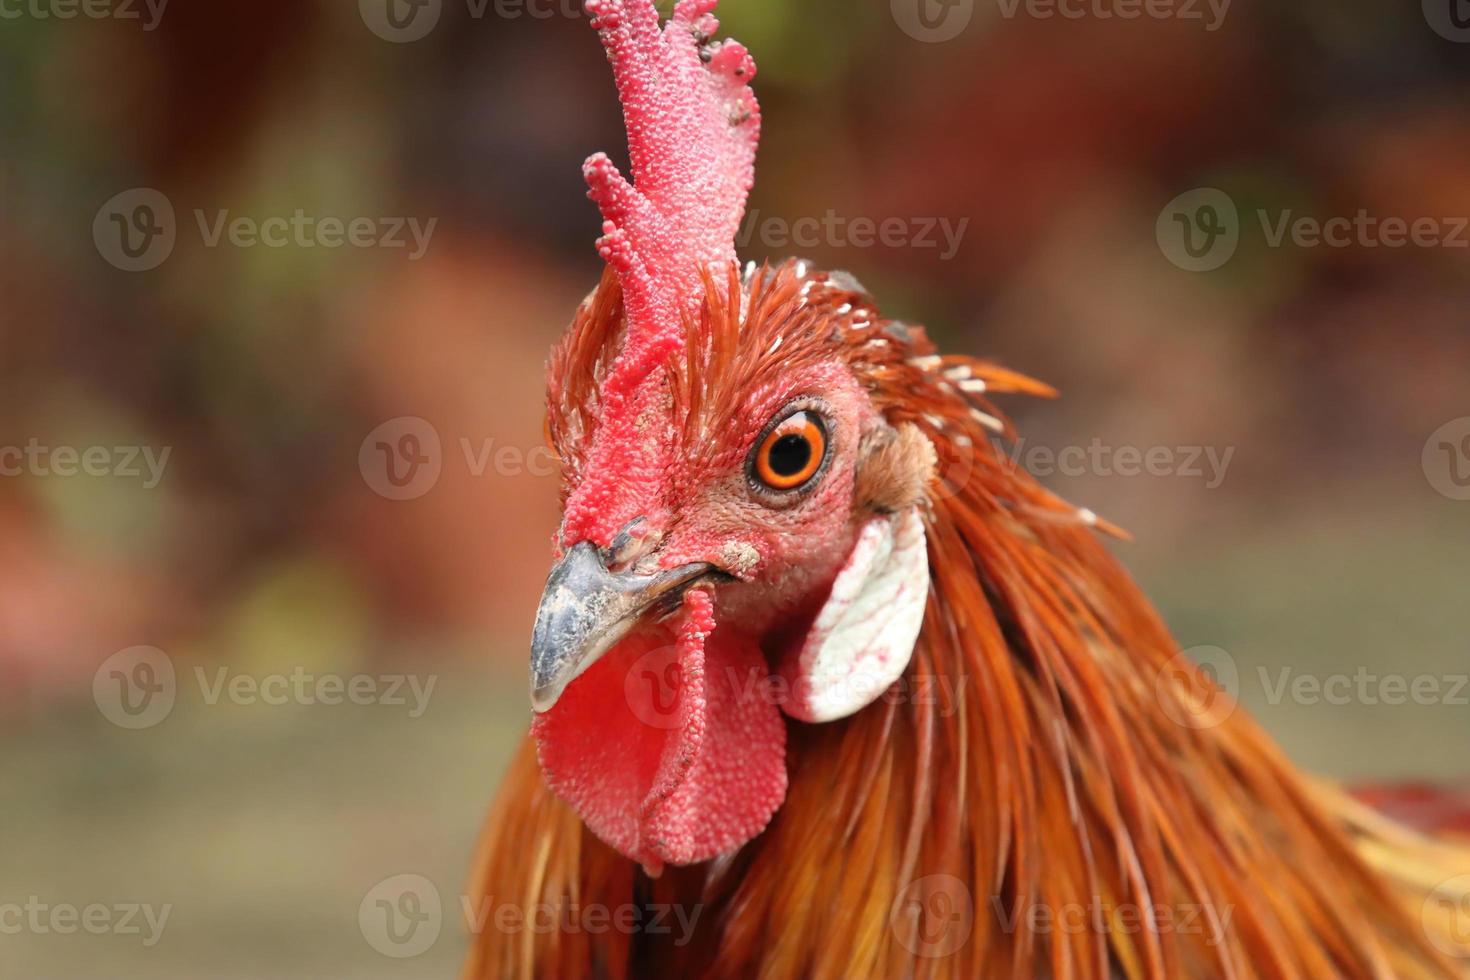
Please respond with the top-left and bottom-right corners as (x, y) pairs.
(751, 410), (828, 493)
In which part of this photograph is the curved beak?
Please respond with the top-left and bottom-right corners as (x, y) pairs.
(529, 541), (715, 713)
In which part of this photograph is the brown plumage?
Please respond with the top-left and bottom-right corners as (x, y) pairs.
(464, 264), (1470, 979)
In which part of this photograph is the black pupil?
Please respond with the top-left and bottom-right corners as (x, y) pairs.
(768, 432), (812, 478)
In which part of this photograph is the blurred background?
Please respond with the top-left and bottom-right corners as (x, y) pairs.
(2, 0), (1468, 975)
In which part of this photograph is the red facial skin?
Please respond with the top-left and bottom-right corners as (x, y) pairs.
(534, 360), (882, 873)
(651, 362), (878, 624)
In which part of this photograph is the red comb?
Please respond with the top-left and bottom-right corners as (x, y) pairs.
(583, 0), (759, 389)
(561, 0), (760, 547)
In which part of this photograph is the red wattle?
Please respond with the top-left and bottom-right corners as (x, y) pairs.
(532, 590), (787, 873)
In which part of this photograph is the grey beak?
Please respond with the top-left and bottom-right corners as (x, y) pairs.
(529, 541), (714, 713)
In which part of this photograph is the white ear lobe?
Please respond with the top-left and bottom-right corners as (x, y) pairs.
(780, 507), (929, 723)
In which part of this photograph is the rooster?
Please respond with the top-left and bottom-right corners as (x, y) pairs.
(464, 2), (1470, 976)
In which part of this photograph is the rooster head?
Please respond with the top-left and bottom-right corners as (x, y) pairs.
(526, 0), (943, 875)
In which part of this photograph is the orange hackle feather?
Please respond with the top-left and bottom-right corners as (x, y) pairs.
(465, 264), (1470, 979)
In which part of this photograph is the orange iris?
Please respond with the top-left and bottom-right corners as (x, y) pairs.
(753, 412), (826, 490)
